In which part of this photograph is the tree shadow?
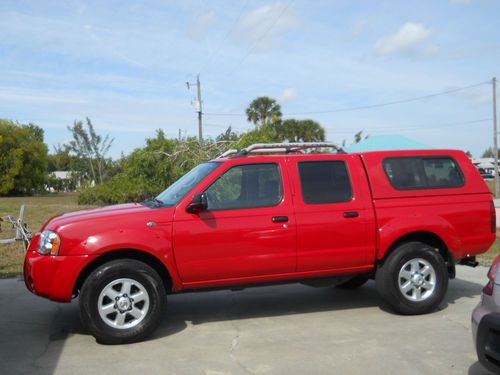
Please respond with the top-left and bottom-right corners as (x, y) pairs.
(0, 278), (72, 375)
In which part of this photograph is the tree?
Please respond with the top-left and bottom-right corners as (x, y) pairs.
(354, 130), (368, 144)
(245, 96), (282, 127)
(274, 119), (325, 142)
(216, 126), (239, 143)
(233, 121), (286, 149)
(77, 117), (332, 205)
(0, 119), (48, 195)
(47, 144), (77, 172)
(46, 144), (88, 192)
(342, 130), (369, 147)
(78, 130), (234, 205)
(481, 148), (500, 158)
(66, 118), (114, 184)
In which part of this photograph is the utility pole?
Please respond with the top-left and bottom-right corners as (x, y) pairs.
(494, 77), (499, 198)
(186, 75), (203, 143)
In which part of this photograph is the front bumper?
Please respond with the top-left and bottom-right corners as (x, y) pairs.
(472, 297), (492, 343)
(24, 250), (94, 302)
(475, 312), (500, 373)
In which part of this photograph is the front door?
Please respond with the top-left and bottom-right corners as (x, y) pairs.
(173, 160), (296, 284)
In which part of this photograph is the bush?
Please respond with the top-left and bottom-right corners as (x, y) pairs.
(76, 118), (328, 206)
(78, 175), (162, 205)
(77, 131), (228, 206)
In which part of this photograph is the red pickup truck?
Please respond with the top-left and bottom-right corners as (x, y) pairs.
(24, 143), (496, 344)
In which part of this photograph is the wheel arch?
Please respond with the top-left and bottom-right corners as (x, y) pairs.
(380, 231), (455, 278)
(73, 249), (173, 297)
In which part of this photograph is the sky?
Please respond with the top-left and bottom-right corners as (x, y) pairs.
(0, 0), (499, 158)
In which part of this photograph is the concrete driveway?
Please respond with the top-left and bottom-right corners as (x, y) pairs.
(0, 266), (495, 375)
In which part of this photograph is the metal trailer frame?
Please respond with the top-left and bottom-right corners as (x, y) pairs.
(0, 205), (32, 250)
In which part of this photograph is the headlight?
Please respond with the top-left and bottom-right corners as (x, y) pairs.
(38, 230), (61, 256)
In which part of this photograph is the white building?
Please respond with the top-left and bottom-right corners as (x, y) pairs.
(47, 171), (81, 192)
(472, 158), (495, 178)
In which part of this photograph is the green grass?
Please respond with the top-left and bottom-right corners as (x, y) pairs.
(0, 194), (498, 278)
(0, 194), (94, 278)
(477, 230), (500, 266)
(478, 179), (499, 265)
(485, 179), (495, 196)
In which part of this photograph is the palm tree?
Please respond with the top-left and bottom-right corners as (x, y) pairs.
(245, 96), (282, 128)
(275, 119), (326, 142)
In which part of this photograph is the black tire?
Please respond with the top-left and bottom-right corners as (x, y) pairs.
(335, 275), (369, 289)
(375, 241), (448, 315)
(79, 259), (167, 344)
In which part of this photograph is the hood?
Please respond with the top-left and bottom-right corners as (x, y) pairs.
(42, 203), (160, 231)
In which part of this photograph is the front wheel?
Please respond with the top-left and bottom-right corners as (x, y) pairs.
(79, 259), (167, 344)
(375, 241), (448, 315)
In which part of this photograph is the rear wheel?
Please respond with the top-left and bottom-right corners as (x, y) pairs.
(375, 241), (448, 315)
(79, 259), (167, 344)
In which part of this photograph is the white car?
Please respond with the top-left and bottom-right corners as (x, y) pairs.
(472, 255), (500, 373)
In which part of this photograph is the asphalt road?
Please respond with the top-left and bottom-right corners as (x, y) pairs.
(0, 266), (495, 375)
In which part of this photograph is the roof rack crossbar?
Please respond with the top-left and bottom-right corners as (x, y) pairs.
(217, 142), (344, 158)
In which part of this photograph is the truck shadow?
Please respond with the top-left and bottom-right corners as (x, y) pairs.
(443, 275), (486, 308)
(12, 274), (482, 352)
(152, 275), (483, 335)
(2, 273), (484, 375)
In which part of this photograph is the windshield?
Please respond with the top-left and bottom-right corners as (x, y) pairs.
(155, 162), (221, 206)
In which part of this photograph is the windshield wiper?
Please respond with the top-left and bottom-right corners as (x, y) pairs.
(141, 198), (164, 208)
(152, 198), (164, 207)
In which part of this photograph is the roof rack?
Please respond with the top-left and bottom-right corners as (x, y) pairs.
(217, 142), (345, 158)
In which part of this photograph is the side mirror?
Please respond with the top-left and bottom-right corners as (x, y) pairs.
(186, 193), (208, 214)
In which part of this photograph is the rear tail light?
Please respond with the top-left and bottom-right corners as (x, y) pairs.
(488, 255), (500, 281)
(484, 255), (500, 296)
(483, 281), (495, 296)
(490, 200), (496, 234)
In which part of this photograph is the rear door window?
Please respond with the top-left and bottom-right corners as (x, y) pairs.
(297, 161), (352, 204)
(383, 157), (464, 190)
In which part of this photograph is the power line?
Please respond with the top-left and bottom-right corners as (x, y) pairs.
(202, 118), (491, 136)
(285, 81), (490, 116)
(227, 0), (295, 77)
(325, 118), (491, 134)
(200, 0), (249, 76)
(203, 80), (490, 117)
(204, 122), (247, 131)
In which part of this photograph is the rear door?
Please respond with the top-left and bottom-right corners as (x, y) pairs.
(287, 154), (376, 272)
(173, 158), (297, 284)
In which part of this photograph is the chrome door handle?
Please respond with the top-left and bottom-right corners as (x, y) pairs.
(272, 216), (289, 223)
(343, 211), (359, 218)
